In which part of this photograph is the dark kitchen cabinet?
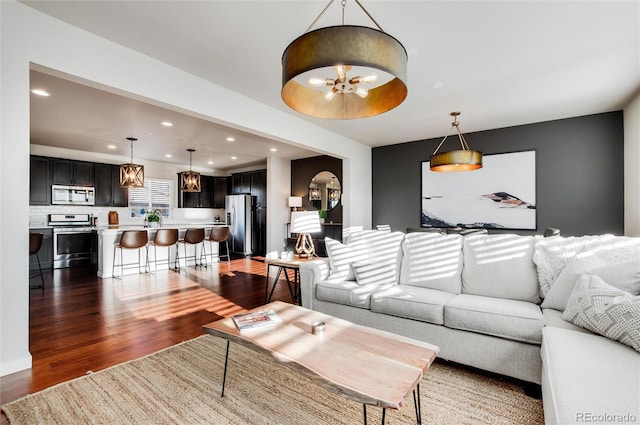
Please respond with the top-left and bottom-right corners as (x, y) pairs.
(251, 169), (267, 207)
(252, 206), (267, 255)
(94, 163), (112, 206)
(213, 177), (228, 208)
(231, 173), (251, 194)
(30, 156), (51, 205)
(94, 163), (127, 207)
(111, 165), (128, 207)
(52, 158), (94, 186)
(178, 175), (228, 208)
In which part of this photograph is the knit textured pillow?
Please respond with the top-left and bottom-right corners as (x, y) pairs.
(563, 273), (640, 352)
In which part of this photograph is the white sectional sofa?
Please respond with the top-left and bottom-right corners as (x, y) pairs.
(299, 230), (640, 424)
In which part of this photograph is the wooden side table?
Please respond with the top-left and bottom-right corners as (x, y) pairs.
(264, 257), (314, 305)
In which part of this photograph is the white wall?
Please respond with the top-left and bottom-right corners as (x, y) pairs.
(624, 91), (640, 237)
(0, 1), (372, 376)
(266, 156), (291, 254)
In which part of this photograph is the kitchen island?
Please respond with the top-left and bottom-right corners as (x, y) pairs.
(97, 223), (228, 278)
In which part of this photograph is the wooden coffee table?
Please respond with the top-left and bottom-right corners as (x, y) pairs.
(202, 301), (439, 424)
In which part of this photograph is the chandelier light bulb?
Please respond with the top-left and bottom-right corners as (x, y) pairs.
(354, 86), (369, 98)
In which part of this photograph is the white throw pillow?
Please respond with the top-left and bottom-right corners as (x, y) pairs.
(541, 252), (606, 311)
(324, 237), (368, 281)
(352, 262), (396, 286)
(591, 260), (640, 295)
(563, 273), (640, 353)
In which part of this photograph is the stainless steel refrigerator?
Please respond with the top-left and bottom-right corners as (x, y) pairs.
(225, 194), (253, 255)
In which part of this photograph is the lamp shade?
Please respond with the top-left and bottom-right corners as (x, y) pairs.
(119, 137), (144, 188)
(290, 211), (322, 234)
(282, 25), (407, 119)
(288, 196), (302, 208)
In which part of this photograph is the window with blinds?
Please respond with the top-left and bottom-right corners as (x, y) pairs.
(129, 178), (172, 217)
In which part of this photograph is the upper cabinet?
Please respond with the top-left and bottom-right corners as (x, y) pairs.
(178, 175), (228, 208)
(94, 163), (128, 207)
(30, 155), (127, 207)
(52, 158), (94, 186)
(30, 156), (51, 205)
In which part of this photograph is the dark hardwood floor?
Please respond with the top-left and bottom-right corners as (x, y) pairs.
(1, 256), (297, 415)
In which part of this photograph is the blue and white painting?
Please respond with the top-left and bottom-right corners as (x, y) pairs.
(421, 150), (536, 230)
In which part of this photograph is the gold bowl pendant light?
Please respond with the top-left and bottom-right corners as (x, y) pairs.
(281, 0), (407, 119)
(179, 148), (201, 192)
(430, 112), (483, 172)
(119, 137), (144, 188)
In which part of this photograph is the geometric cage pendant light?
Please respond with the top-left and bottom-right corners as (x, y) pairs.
(281, 0), (408, 120)
(430, 112), (483, 172)
(179, 148), (201, 192)
(119, 137), (145, 187)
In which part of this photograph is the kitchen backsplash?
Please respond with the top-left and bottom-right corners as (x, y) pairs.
(29, 205), (225, 227)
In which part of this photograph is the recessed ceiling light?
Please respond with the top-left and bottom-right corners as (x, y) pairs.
(165, 154), (173, 158)
(107, 144), (117, 149)
(208, 161), (214, 165)
(31, 89), (50, 97)
(161, 121), (173, 127)
(231, 156), (238, 160)
(226, 137), (235, 142)
(270, 148), (278, 152)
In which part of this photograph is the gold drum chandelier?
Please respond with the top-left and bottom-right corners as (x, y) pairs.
(281, 0), (407, 119)
(430, 112), (483, 172)
(180, 148), (201, 192)
(119, 137), (144, 188)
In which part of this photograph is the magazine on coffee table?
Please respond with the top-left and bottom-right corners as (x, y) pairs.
(232, 309), (282, 331)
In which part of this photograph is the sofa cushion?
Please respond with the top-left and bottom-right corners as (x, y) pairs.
(444, 294), (544, 344)
(461, 234), (540, 303)
(541, 251), (606, 311)
(542, 308), (593, 334)
(563, 273), (640, 352)
(541, 326), (640, 425)
(315, 280), (394, 309)
(370, 285), (457, 325)
(352, 262), (396, 286)
(324, 237), (368, 281)
(542, 257), (640, 311)
(399, 233), (463, 294)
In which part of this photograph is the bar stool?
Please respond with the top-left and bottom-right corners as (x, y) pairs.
(208, 226), (231, 266)
(149, 228), (179, 272)
(29, 232), (45, 288)
(176, 228), (207, 271)
(112, 230), (149, 279)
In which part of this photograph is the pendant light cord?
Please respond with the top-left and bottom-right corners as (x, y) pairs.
(305, 0), (384, 33)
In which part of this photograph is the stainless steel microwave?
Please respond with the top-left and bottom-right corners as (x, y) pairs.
(51, 185), (95, 205)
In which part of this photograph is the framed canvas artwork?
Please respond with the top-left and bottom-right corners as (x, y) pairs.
(421, 150), (537, 230)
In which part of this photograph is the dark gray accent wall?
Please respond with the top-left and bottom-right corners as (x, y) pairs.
(372, 112), (624, 236)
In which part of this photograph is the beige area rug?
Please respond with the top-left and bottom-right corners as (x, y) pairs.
(2, 335), (543, 424)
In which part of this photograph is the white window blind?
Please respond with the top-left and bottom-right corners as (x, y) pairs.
(129, 178), (172, 217)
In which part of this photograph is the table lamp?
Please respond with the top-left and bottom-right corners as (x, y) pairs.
(288, 196), (302, 211)
(290, 211), (321, 258)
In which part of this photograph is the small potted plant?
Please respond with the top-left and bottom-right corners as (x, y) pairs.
(146, 209), (162, 227)
(318, 209), (328, 223)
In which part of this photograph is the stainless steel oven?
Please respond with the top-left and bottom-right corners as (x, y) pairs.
(49, 214), (97, 269)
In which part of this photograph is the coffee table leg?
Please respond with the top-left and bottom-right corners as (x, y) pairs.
(265, 266), (283, 304)
(221, 340), (230, 397)
(362, 404), (386, 425)
(413, 383), (422, 424)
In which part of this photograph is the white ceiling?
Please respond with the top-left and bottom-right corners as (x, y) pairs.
(23, 0), (640, 170)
